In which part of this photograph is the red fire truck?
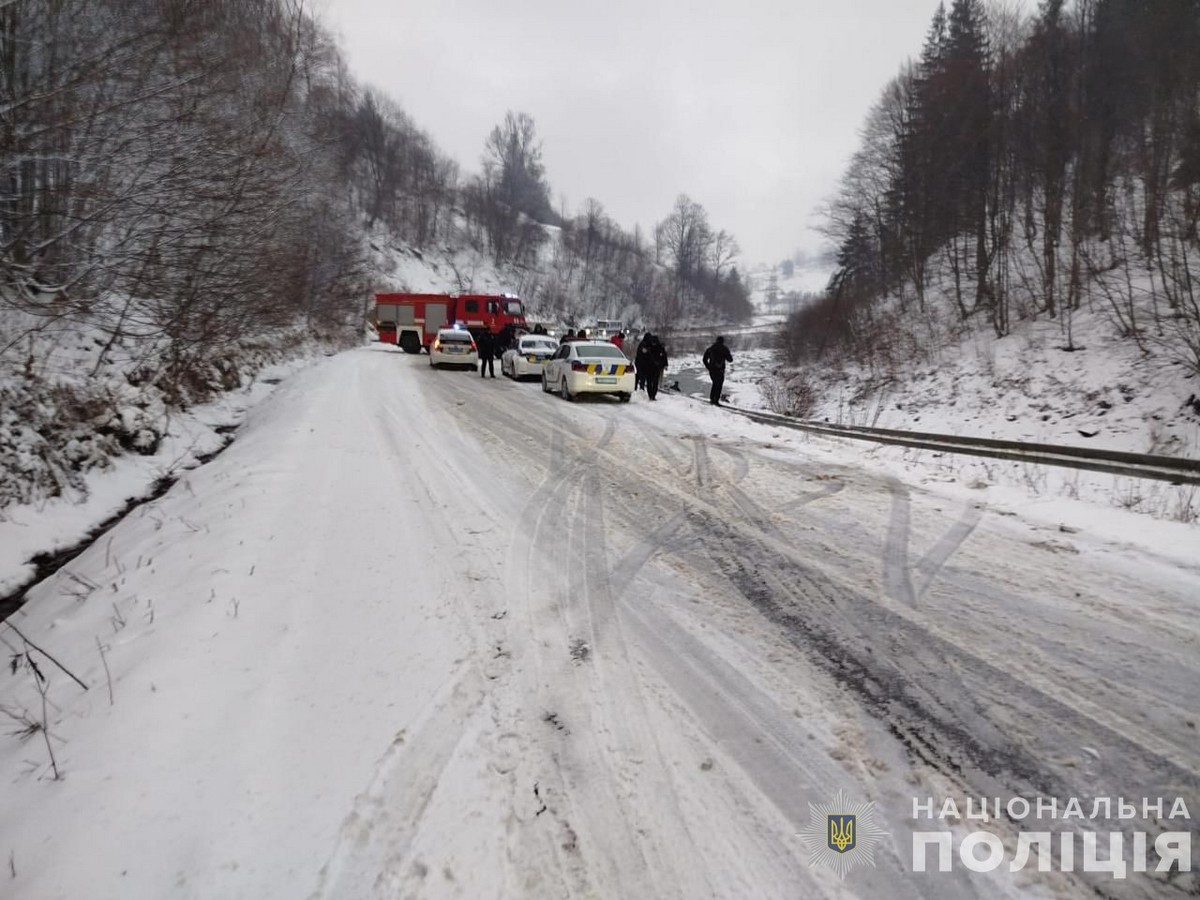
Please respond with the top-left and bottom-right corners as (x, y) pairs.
(374, 293), (527, 354)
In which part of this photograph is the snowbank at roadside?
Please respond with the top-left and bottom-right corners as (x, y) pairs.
(0, 353), (322, 600)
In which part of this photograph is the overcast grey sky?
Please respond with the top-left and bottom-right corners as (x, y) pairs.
(320, 0), (942, 266)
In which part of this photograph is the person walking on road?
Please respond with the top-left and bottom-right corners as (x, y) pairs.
(478, 331), (497, 378)
(702, 336), (732, 406)
(636, 333), (669, 401)
(632, 334), (646, 391)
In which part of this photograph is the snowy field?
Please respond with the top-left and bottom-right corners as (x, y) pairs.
(1, 344), (1197, 899)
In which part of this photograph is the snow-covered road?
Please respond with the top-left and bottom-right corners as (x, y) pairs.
(2, 345), (1196, 899)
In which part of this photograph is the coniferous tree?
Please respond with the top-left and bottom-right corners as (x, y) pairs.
(944, 0), (993, 314)
(893, 4), (949, 303)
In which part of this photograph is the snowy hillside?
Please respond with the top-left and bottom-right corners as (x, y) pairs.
(757, 264), (1200, 465)
(806, 310), (1200, 458)
(0, 234), (482, 599)
(364, 229), (520, 298)
(722, 253), (1200, 473)
(745, 256), (833, 318)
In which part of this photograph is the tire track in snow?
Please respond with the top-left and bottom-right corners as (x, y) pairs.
(714, 443), (750, 482)
(692, 435), (713, 491)
(690, 508), (1200, 835)
(882, 478), (917, 607)
(615, 591), (933, 898)
(309, 388), (498, 899)
(498, 408), (664, 898)
(570, 421), (1195, 898)
(913, 505), (983, 601)
(690, 512), (1199, 899)
(596, 431), (913, 893)
(774, 479), (845, 514)
(686, 437), (784, 538)
(406, 358), (1195, 899)
(607, 512), (690, 602)
(383, 390), (593, 898)
(882, 478), (985, 607)
(488, 405), (720, 898)
(512, 405), (1195, 808)
(307, 668), (487, 900)
(698, 440), (782, 537)
(630, 457), (1200, 804)
(566, 419), (716, 900)
(353, 372), (612, 897)
(627, 414), (689, 471)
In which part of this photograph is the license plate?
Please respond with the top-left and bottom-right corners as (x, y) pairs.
(596, 377), (617, 384)
(446, 347), (464, 353)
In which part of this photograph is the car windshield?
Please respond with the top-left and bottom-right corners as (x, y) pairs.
(439, 332), (472, 343)
(577, 344), (626, 359)
(520, 338), (556, 352)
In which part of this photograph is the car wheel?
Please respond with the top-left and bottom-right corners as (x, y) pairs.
(560, 378), (572, 402)
(619, 393), (631, 403)
(542, 373), (550, 393)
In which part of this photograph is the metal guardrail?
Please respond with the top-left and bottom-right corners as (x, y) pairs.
(718, 403), (1200, 486)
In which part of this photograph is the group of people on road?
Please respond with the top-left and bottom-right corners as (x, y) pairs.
(634, 333), (668, 400)
(474, 325), (733, 406)
(631, 333), (732, 405)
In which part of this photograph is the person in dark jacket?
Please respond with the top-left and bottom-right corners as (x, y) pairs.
(636, 333), (669, 401)
(496, 324), (517, 354)
(478, 330), (497, 378)
(702, 336), (732, 405)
